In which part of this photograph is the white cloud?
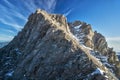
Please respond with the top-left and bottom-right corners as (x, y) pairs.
(0, 4), (27, 21)
(22, 0), (38, 13)
(11, 11), (27, 21)
(63, 9), (72, 16)
(4, 0), (15, 8)
(0, 2), (26, 31)
(106, 37), (120, 52)
(0, 18), (23, 31)
(45, 0), (57, 12)
(0, 34), (14, 42)
(0, 28), (15, 34)
(24, 0), (57, 12)
(106, 37), (120, 41)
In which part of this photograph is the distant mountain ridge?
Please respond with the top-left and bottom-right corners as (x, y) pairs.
(0, 9), (119, 80)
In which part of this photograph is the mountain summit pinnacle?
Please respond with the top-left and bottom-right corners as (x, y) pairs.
(0, 9), (119, 80)
(36, 9), (42, 13)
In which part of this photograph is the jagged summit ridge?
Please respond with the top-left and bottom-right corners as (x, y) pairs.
(0, 9), (119, 80)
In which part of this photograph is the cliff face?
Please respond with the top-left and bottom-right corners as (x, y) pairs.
(69, 21), (120, 78)
(0, 9), (119, 80)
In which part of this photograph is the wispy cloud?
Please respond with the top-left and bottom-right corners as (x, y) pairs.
(0, 28), (15, 34)
(63, 9), (72, 16)
(22, 0), (38, 13)
(0, 0), (57, 41)
(11, 11), (27, 21)
(0, 34), (14, 42)
(106, 37), (120, 41)
(0, 0), (57, 31)
(45, 0), (57, 12)
(22, 0), (57, 13)
(0, 3), (27, 21)
(0, 18), (23, 31)
(0, 3), (26, 31)
(4, 0), (15, 8)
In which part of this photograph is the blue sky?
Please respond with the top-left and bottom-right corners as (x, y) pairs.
(0, 0), (120, 51)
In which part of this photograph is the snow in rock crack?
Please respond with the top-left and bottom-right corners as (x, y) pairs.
(5, 71), (14, 77)
(91, 68), (104, 75)
(74, 24), (82, 31)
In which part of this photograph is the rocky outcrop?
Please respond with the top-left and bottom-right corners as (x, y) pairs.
(93, 31), (108, 55)
(69, 21), (94, 49)
(69, 20), (120, 79)
(0, 9), (119, 80)
(68, 21), (108, 53)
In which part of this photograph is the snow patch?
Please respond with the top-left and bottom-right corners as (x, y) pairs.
(73, 25), (82, 31)
(70, 33), (80, 42)
(14, 48), (22, 54)
(74, 24), (82, 30)
(91, 68), (104, 75)
(6, 71), (14, 77)
(14, 48), (19, 51)
(81, 44), (92, 50)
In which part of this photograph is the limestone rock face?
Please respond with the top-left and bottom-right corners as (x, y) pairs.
(0, 9), (119, 80)
(69, 21), (94, 49)
(69, 20), (120, 79)
(93, 31), (108, 55)
(69, 21), (108, 54)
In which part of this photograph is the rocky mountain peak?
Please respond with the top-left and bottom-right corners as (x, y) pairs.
(0, 9), (119, 80)
(28, 9), (67, 28)
(35, 9), (44, 14)
(68, 20), (82, 26)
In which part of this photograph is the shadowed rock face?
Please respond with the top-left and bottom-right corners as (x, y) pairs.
(93, 31), (108, 55)
(0, 9), (119, 80)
